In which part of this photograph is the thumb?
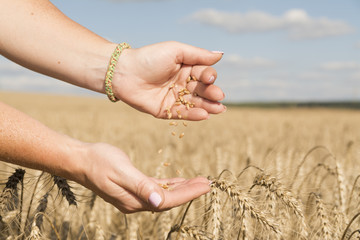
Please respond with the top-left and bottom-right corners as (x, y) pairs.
(175, 42), (224, 66)
(127, 171), (165, 210)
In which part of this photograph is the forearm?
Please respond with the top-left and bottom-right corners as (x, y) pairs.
(0, 0), (116, 93)
(0, 101), (86, 181)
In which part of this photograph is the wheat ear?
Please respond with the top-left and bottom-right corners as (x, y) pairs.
(210, 187), (222, 239)
(310, 192), (332, 240)
(251, 173), (307, 239)
(211, 179), (280, 235)
(52, 176), (77, 206)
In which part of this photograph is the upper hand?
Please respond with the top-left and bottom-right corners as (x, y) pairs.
(112, 41), (226, 120)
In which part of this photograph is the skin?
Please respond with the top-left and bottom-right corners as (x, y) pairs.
(0, 0), (225, 213)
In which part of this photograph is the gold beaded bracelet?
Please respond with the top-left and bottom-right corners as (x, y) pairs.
(105, 42), (131, 102)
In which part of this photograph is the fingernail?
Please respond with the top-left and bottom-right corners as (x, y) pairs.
(209, 76), (215, 83)
(208, 180), (213, 186)
(223, 105), (227, 113)
(149, 192), (162, 208)
(212, 51), (224, 54)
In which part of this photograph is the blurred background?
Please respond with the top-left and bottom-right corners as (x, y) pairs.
(0, 0), (359, 103)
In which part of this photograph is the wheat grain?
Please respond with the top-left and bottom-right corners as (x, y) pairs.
(169, 121), (177, 126)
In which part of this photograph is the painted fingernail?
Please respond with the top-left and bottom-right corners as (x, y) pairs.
(209, 76), (215, 83)
(149, 192), (162, 208)
(211, 51), (224, 54)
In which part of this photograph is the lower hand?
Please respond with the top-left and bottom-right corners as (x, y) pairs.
(77, 142), (210, 213)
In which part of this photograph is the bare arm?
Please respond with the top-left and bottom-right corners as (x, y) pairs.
(0, 101), (84, 180)
(0, 0), (115, 93)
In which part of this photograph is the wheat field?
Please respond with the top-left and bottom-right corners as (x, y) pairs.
(0, 91), (360, 240)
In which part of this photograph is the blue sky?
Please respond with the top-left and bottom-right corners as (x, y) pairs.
(1, 0), (359, 102)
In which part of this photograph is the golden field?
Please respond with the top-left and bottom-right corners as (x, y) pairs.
(1, 91), (360, 239)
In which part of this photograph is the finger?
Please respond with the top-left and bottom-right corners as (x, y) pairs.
(187, 81), (225, 102)
(190, 97), (226, 114)
(160, 177), (211, 210)
(151, 177), (186, 185)
(169, 106), (209, 121)
(191, 65), (218, 84)
(103, 180), (147, 214)
(175, 42), (223, 66)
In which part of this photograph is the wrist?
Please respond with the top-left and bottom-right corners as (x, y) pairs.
(83, 42), (118, 94)
(57, 137), (88, 184)
(104, 43), (131, 102)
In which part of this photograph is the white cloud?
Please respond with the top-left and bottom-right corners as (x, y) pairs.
(188, 8), (354, 40)
(220, 54), (275, 69)
(319, 61), (360, 71)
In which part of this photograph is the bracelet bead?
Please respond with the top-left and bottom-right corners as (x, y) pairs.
(105, 42), (131, 102)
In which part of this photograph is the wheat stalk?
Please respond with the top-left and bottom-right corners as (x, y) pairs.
(23, 171), (45, 238)
(34, 193), (49, 230)
(347, 174), (360, 215)
(290, 146), (332, 189)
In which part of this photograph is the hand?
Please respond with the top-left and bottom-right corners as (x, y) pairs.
(78, 142), (210, 213)
(113, 41), (226, 120)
